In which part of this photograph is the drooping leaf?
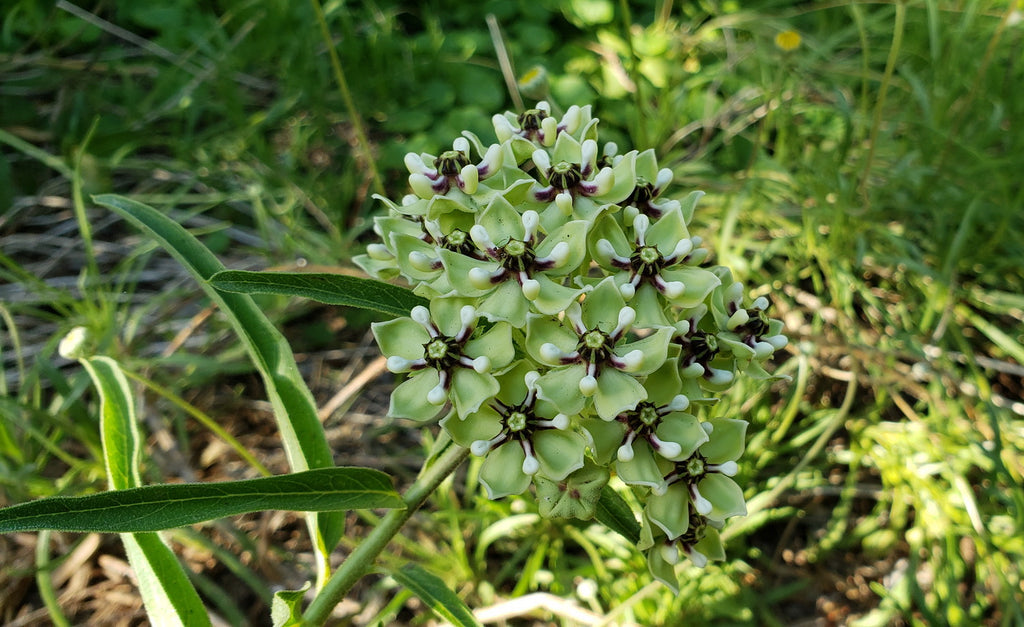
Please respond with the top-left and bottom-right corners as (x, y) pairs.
(0, 468), (404, 533)
(210, 270), (427, 318)
(76, 355), (210, 626)
(93, 194), (343, 563)
(388, 564), (481, 627)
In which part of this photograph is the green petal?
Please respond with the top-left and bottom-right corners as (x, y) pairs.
(699, 473), (747, 521)
(645, 545), (680, 593)
(700, 418), (748, 464)
(476, 281), (530, 328)
(372, 317), (428, 360)
(632, 283), (673, 328)
(694, 525), (726, 562)
(479, 442), (532, 498)
(633, 149), (660, 182)
(440, 404), (502, 447)
(615, 326), (672, 376)
(678, 190), (704, 223)
(593, 369), (646, 420)
(615, 443), (664, 488)
(581, 277), (627, 332)
(580, 417), (627, 465)
(450, 369), (500, 419)
(439, 249), (496, 298)
(465, 321), (515, 370)
(392, 233), (443, 282)
(645, 483), (691, 540)
(532, 275), (585, 316)
(656, 413), (709, 461)
(534, 429), (587, 481)
(662, 267), (722, 309)
(477, 195), (525, 241)
(525, 313), (578, 365)
(430, 296), (478, 337)
(389, 371), (445, 421)
(536, 220), (590, 275)
(642, 360), (684, 406)
(646, 204), (690, 250)
(551, 131), (582, 163)
(535, 365), (588, 416)
(601, 151), (637, 204)
(588, 214), (632, 270)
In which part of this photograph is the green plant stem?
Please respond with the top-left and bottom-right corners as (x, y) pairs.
(302, 441), (470, 626)
(309, 0), (384, 198)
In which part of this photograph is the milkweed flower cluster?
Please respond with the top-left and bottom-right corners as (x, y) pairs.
(356, 102), (787, 590)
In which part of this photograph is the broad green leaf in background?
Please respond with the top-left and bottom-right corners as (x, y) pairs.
(93, 194), (344, 581)
(76, 355), (210, 627)
(388, 563), (482, 627)
(210, 270), (428, 318)
(0, 468), (404, 533)
(595, 485), (641, 544)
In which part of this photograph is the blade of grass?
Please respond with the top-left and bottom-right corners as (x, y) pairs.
(93, 193), (343, 585)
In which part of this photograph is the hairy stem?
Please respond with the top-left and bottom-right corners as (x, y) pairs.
(302, 441), (471, 625)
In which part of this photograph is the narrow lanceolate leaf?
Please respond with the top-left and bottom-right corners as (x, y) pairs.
(76, 355), (210, 627)
(210, 270), (428, 318)
(93, 194), (344, 563)
(123, 533), (211, 627)
(595, 486), (641, 544)
(0, 468), (404, 533)
(389, 564), (482, 627)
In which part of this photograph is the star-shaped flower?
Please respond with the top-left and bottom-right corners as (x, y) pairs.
(439, 197), (588, 326)
(591, 208), (720, 327)
(372, 299), (514, 421)
(405, 137), (503, 199)
(441, 363), (587, 499)
(527, 277), (672, 420)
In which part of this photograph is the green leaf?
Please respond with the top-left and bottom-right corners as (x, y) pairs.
(93, 194), (344, 567)
(123, 533), (211, 627)
(209, 270), (428, 318)
(388, 564), (481, 627)
(0, 468), (404, 533)
(595, 485), (641, 544)
(271, 582), (311, 627)
(76, 355), (210, 626)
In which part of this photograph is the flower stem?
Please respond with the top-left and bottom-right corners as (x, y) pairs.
(302, 440), (471, 626)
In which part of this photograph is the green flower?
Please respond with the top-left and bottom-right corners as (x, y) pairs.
(591, 208), (720, 326)
(639, 510), (727, 590)
(372, 299), (514, 421)
(671, 305), (736, 388)
(441, 363), (587, 499)
(526, 132), (637, 232)
(439, 197), (587, 326)
(527, 278), (672, 419)
(583, 361), (709, 481)
(711, 278), (789, 369)
(405, 136), (503, 199)
(644, 418), (748, 532)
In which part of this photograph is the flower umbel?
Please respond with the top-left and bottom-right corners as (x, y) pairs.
(365, 101), (788, 584)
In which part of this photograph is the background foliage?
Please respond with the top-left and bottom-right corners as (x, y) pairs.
(2, 0), (1022, 625)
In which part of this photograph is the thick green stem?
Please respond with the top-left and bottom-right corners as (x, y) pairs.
(302, 441), (470, 625)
